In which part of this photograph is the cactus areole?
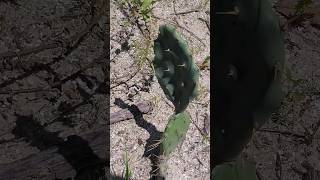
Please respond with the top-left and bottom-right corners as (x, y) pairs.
(153, 24), (199, 113)
(212, 0), (285, 168)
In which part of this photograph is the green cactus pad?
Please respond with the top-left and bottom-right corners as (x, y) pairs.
(160, 111), (191, 156)
(153, 24), (199, 113)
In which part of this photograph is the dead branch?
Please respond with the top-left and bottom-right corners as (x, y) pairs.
(173, 9), (200, 15)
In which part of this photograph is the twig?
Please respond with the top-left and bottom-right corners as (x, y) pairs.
(153, 15), (206, 47)
(198, 17), (210, 31)
(192, 110), (209, 140)
(203, 112), (210, 135)
(172, 0), (177, 15)
(172, 0), (209, 16)
(163, 98), (174, 109)
(275, 152), (282, 180)
(173, 9), (200, 15)
(0, 43), (59, 60)
(173, 18), (206, 47)
(257, 128), (306, 140)
(0, 88), (57, 95)
(111, 67), (140, 89)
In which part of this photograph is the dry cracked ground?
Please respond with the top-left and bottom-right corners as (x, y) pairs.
(0, 0), (108, 179)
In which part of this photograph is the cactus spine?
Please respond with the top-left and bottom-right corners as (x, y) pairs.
(152, 24), (199, 178)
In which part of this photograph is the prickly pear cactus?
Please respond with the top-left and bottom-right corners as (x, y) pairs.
(152, 24), (200, 179)
(212, 0), (285, 168)
(153, 24), (199, 113)
(160, 111), (191, 156)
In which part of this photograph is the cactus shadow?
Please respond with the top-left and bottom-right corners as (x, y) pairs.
(114, 98), (163, 179)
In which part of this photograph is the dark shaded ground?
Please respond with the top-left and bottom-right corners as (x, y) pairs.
(0, 0), (109, 179)
(242, 1), (320, 180)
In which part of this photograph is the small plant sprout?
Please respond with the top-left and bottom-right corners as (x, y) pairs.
(122, 147), (132, 180)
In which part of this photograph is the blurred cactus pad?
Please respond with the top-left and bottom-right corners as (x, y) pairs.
(153, 24), (200, 113)
(212, 159), (257, 180)
(212, 0), (285, 169)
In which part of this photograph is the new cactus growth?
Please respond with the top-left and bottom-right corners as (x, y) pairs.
(153, 24), (199, 113)
(160, 112), (191, 156)
(152, 24), (199, 178)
